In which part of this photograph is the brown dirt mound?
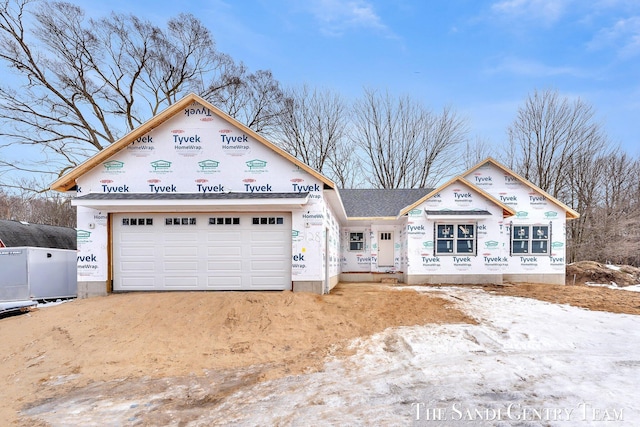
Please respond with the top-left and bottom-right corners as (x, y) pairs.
(480, 282), (640, 315)
(566, 261), (640, 287)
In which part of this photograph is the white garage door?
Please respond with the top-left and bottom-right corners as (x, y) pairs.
(112, 212), (291, 291)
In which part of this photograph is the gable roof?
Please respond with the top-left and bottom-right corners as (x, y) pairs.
(399, 176), (517, 218)
(464, 157), (580, 220)
(0, 220), (76, 250)
(339, 188), (433, 218)
(49, 93), (336, 192)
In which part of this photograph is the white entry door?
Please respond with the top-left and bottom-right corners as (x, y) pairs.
(112, 212), (291, 291)
(378, 231), (394, 267)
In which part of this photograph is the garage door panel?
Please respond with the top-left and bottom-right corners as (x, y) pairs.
(249, 277), (288, 288)
(207, 246), (242, 257)
(164, 232), (198, 241)
(207, 231), (241, 242)
(251, 245), (287, 256)
(164, 246), (199, 257)
(164, 276), (199, 287)
(163, 261), (199, 271)
(207, 277), (242, 288)
(120, 246), (156, 257)
(120, 277), (156, 288)
(251, 230), (287, 242)
(120, 232), (155, 242)
(251, 260), (288, 270)
(208, 260), (242, 271)
(113, 212), (291, 291)
(120, 261), (155, 271)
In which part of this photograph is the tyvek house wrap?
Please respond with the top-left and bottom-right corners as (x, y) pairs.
(73, 100), (337, 287)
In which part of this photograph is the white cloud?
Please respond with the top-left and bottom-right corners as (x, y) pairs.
(588, 16), (640, 58)
(309, 0), (391, 37)
(490, 0), (570, 26)
(486, 56), (585, 78)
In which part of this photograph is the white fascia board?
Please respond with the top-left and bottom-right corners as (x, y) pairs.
(72, 196), (310, 212)
(323, 189), (348, 223)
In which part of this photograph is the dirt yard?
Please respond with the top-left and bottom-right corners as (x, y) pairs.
(1, 270), (640, 425)
(1, 283), (472, 425)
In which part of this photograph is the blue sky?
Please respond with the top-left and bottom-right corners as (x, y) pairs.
(80, 0), (640, 156)
(4, 0), (636, 166)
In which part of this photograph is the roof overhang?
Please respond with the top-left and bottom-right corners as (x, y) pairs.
(72, 192), (310, 212)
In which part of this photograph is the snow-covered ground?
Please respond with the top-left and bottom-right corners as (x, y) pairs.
(25, 287), (640, 426)
(200, 287), (639, 426)
(586, 282), (640, 292)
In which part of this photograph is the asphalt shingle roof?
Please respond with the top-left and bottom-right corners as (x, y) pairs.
(0, 220), (76, 250)
(339, 188), (433, 217)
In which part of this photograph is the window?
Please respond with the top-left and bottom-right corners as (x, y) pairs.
(349, 232), (364, 251)
(164, 217), (196, 225)
(435, 223), (476, 255)
(511, 224), (550, 254)
(209, 217), (240, 225)
(252, 216), (284, 225)
(122, 217), (153, 226)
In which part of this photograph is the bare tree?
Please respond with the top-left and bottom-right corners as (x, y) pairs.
(203, 62), (283, 137)
(463, 136), (496, 169)
(564, 151), (608, 263)
(504, 88), (619, 264)
(0, 0), (282, 190)
(505, 88), (608, 199)
(571, 152), (640, 266)
(601, 154), (640, 266)
(272, 85), (348, 174)
(0, 184), (75, 226)
(325, 138), (365, 188)
(351, 88), (468, 189)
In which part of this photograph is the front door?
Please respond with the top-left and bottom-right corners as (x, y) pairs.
(378, 231), (394, 267)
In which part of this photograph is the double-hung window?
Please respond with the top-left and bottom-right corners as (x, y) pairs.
(349, 232), (364, 251)
(511, 224), (550, 254)
(435, 223), (476, 255)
